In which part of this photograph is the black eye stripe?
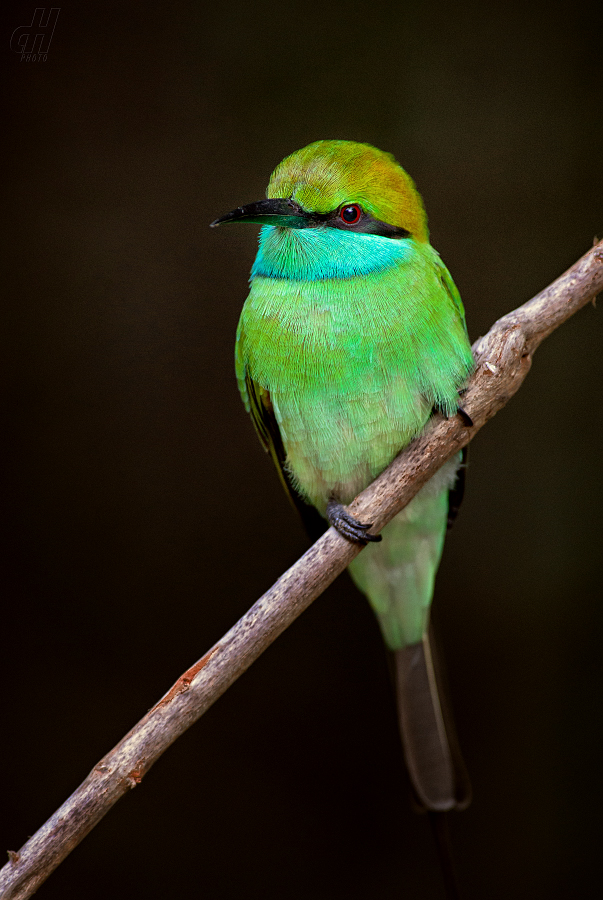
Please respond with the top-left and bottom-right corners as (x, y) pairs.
(301, 205), (410, 239)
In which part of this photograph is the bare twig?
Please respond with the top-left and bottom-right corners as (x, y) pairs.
(2, 240), (602, 900)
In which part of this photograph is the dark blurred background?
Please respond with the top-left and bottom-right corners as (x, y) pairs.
(2, 2), (602, 898)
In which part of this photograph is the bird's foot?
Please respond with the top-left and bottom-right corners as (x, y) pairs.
(326, 500), (382, 545)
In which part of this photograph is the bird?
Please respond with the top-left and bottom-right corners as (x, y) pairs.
(211, 139), (474, 836)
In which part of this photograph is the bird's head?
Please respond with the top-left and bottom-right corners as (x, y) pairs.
(211, 140), (429, 243)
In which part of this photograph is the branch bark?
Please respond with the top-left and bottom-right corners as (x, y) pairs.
(2, 240), (602, 900)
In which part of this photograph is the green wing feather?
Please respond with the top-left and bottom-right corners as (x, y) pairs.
(437, 256), (470, 339)
(243, 371), (327, 541)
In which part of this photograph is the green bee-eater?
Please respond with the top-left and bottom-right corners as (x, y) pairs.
(212, 140), (474, 813)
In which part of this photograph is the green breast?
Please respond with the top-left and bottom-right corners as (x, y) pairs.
(236, 229), (473, 512)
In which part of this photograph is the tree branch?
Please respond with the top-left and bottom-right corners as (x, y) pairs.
(2, 240), (602, 900)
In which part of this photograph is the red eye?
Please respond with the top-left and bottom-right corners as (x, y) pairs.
(340, 204), (362, 224)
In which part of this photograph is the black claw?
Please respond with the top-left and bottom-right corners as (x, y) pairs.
(457, 406), (473, 428)
(326, 500), (382, 545)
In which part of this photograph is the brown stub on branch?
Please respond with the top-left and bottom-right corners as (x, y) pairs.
(152, 647), (220, 711)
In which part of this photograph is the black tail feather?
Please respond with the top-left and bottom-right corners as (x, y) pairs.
(393, 632), (471, 812)
(429, 811), (463, 900)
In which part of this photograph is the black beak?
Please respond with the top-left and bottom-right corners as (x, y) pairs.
(210, 198), (312, 229)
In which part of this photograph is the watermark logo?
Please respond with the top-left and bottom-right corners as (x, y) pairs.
(10, 7), (60, 62)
